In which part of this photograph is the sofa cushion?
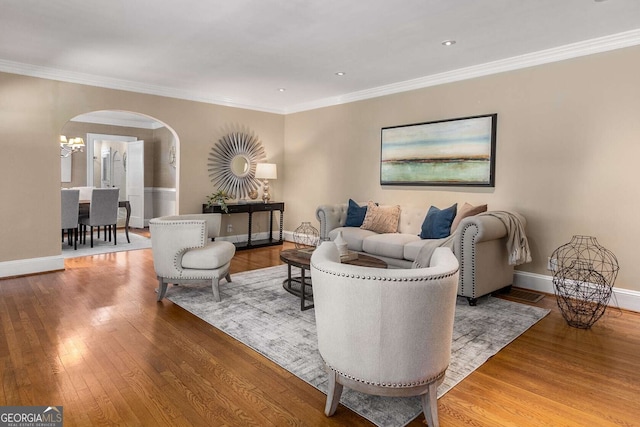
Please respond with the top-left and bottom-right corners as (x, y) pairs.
(404, 239), (432, 262)
(363, 233), (421, 259)
(345, 199), (368, 227)
(361, 201), (401, 234)
(420, 204), (457, 239)
(397, 206), (429, 235)
(451, 202), (487, 232)
(329, 227), (377, 252)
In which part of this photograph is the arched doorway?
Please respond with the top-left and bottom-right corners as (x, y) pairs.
(60, 110), (180, 227)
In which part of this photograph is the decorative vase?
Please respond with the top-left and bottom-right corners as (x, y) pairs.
(293, 222), (320, 248)
(333, 230), (349, 256)
(550, 235), (619, 329)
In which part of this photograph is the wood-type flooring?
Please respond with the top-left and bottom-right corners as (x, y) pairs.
(1, 236), (639, 426)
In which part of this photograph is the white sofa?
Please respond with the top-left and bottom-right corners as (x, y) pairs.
(316, 203), (527, 305)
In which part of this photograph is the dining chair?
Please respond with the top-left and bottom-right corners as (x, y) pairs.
(79, 188), (120, 248)
(71, 186), (95, 201)
(72, 186), (94, 223)
(61, 189), (80, 250)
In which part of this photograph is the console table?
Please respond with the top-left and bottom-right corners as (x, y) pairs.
(202, 202), (284, 250)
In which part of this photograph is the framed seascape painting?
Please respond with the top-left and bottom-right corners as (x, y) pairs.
(380, 113), (497, 187)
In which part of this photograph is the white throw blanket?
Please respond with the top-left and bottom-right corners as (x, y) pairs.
(479, 211), (532, 266)
(412, 234), (456, 268)
(413, 211), (532, 268)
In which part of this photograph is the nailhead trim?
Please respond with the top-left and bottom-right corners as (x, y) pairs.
(459, 222), (478, 298)
(326, 362), (447, 388)
(152, 219), (207, 280)
(311, 262), (458, 282)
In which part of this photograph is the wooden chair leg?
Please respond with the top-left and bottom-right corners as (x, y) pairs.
(421, 382), (439, 427)
(113, 224), (117, 245)
(225, 272), (232, 283)
(211, 277), (221, 302)
(325, 370), (343, 416)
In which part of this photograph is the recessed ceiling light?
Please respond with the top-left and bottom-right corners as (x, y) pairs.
(335, 71), (346, 76)
(277, 88), (286, 92)
(442, 40), (456, 46)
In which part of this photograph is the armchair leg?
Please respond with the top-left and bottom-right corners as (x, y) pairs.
(157, 278), (169, 301)
(325, 370), (343, 416)
(225, 272), (232, 283)
(211, 277), (221, 302)
(421, 382), (439, 427)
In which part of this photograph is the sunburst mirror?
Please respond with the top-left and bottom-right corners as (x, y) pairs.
(208, 132), (266, 199)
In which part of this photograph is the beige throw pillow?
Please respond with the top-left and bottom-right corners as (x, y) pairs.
(360, 201), (401, 234)
(450, 202), (488, 232)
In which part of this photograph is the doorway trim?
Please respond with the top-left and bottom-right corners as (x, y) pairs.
(86, 133), (138, 186)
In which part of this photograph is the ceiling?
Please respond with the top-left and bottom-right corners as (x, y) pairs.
(1, 0), (639, 114)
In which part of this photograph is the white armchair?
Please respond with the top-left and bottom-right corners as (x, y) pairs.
(310, 242), (459, 427)
(149, 214), (236, 302)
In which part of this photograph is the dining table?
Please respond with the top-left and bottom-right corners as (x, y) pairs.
(79, 200), (131, 243)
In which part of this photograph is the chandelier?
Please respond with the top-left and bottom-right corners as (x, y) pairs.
(60, 135), (85, 157)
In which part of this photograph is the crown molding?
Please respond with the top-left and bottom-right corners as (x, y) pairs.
(1, 29), (639, 115)
(0, 59), (285, 114)
(284, 29), (640, 114)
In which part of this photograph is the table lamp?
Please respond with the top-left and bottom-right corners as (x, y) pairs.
(255, 163), (277, 203)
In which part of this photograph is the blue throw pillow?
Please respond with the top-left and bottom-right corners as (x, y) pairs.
(420, 203), (458, 239)
(345, 199), (367, 227)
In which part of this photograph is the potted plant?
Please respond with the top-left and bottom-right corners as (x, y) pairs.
(206, 190), (232, 213)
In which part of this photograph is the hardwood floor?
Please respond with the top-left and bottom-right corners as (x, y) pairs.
(1, 238), (639, 426)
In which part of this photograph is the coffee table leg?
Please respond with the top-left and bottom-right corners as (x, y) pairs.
(286, 263), (292, 290)
(300, 267), (314, 311)
(300, 268), (306, 310)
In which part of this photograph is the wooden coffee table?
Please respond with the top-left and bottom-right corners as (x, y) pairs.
(279, 248), (387, 311)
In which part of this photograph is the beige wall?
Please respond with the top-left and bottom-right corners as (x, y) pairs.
(152, 126), (177, 188)
(2, 45), (639, 293)
(283, 45), (640, 293)
(0, 72), (284, 263)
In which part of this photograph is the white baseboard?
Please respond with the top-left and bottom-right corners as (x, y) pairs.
(12, 247), (637, 315)
(514, 270), (640, 313)
(0, 256), (64, 278)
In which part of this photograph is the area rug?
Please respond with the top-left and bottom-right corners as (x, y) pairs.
(61, 231), (151, 258)
(167, 265), (549, 427)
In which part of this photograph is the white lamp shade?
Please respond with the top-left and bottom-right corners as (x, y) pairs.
(255, 163), (277, 180)
(68, 137), (85, 148)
